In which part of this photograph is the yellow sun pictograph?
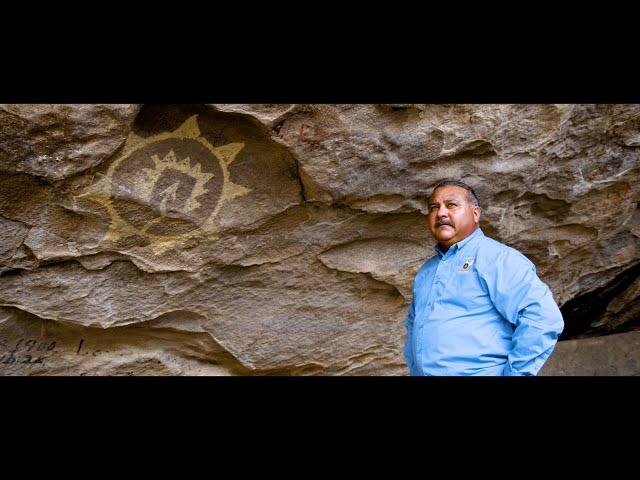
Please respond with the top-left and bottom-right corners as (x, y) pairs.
(141, 149), (215, 214)
(78, 115), (251, 254)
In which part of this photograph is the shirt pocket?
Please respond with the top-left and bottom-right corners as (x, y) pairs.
(454, 266), (490, 309)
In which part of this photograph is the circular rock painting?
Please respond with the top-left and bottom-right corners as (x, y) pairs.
(84, 115), (251, 253)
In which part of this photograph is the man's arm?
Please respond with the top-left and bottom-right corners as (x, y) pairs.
(479, 249), (564, 376)
(403, 297), (419, 376)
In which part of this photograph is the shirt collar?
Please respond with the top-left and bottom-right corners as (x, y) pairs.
(434, 227), (484, 258)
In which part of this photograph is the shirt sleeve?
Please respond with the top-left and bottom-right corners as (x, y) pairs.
(479, 249), (565, 376)
(403, 296), (419, 376)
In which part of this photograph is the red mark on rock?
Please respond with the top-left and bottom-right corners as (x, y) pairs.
(298, 123), (328, 149)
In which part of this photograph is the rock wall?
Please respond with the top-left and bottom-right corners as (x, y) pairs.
(540, 330), (640, 376)
(0, 104), (638, 375)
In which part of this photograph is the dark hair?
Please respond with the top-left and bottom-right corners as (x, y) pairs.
(429, 179), (481, 207)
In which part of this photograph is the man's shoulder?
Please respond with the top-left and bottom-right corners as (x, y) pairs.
(413, 253), (440, 280)
(477, 234), (534, 269)
(419, 253), (440, 271)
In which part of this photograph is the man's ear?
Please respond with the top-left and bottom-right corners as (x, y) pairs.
(473, 206), (481, 224)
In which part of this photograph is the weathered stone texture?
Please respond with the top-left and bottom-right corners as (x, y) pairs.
(1, 104), (638, 375)
(540, 331), (640, 376)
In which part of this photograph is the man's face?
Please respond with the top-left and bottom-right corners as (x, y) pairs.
(427, 185), (481, 250)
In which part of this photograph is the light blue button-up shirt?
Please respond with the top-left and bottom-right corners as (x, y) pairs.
(403, 228), (564, 376)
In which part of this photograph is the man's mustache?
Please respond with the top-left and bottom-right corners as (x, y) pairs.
(435, 220), (454, 228)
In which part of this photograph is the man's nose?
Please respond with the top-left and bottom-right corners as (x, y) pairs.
(436, 206), (448, 217)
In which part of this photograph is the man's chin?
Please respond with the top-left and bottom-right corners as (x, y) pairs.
(435, 233), (456, 243)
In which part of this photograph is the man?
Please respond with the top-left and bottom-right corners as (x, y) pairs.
(404, 179), (564, 376)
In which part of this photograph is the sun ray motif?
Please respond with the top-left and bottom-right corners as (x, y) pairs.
(76, 114), (252, 255)
(140, 149), (215, 213)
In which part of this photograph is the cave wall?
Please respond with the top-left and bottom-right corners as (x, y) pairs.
(1, 104), (638, 375)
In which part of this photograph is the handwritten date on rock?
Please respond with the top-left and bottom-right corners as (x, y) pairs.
(0, 338), (56, 365)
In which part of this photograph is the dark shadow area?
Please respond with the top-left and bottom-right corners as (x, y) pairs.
(560, 262), (640, 340)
